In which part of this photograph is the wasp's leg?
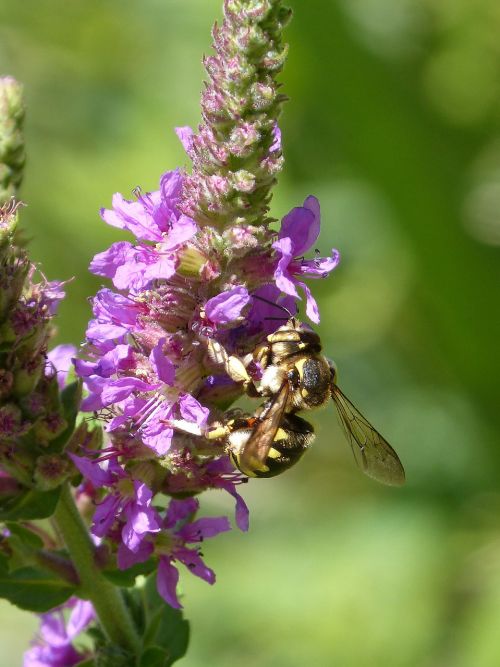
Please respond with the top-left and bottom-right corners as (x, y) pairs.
(205, 337), (261, 396)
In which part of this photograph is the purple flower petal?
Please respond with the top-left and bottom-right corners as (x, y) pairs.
(141, 252), (177, 283)
(165, 497), (199, 528)
(160, 168), (184, 201)
(47, 344), (77, 388)
(303, 194), (320, 221)
(175, 126), (195, 157)
(93, 289), (141, 326)
(69, 454), (113, 488)
(273, 238), (300, 299)
(66, 601), (95, 639)
(161, 214), (197, 250)
(122, 504), (161, 552)
(90, 242), (134, 280)
(205, 286), (250, 324)
(92, 494), (122, 538)
(270, 123), (281, 153)
(117, 540), (154, 570)
(141, 402), (175, 455)
(221, 483), (250, 531)
(298, 281), (320, 324)
(42, 281), (66, 316)
(101, 192), (164, 242)
(178, 515), (231, 542)
(175, 546), (216, 585)
(178, 393), (209, 428)
(278, 204), (319, 256)
(100, 377), (158, 406)
(38, 613), (66, 647)
(157, 558), (182, 608)
(150, 339), (176, 385)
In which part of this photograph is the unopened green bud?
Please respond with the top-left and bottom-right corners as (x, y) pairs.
(127, 460), (166, 490)
(33, 454), (71, 491)
(12, 359), (45, 398)
(32, 411), (67, 446)
(65, 419), (103, 455)
(0, 370), (13, 400)
(176, 245), (210, 278)
(0, 77), (25, 204)
(0, 443), (34, 487)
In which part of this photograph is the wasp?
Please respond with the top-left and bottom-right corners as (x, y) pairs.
(205, 307), (405, 486)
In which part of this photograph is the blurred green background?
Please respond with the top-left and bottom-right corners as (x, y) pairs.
(1, 0), (500, 665)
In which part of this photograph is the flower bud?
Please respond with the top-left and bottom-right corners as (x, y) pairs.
(33, 454), (72, 491)
(0, 77), (25, 204)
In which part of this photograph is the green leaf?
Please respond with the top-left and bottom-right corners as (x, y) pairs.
(0, 486), (61, 520)
(47, 379), (82, 453)
(0, 558), (76, 611)
(94, 643), (134, 667)
(5, 522), (44, 549)
(142, 575), (190, 665)
(3, 522), (45, 571)
(139, 646), (170, 667)
(102, 558), (155, 587)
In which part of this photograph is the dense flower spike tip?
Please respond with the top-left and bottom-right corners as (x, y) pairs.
(179, 0), (292, 228)
(0, 77), (26, 205)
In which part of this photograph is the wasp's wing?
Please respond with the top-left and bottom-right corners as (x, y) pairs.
(238, 381), (290, 475)
(332, 385), (405, 486)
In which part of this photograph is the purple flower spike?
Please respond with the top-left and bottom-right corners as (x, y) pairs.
(71, 3), (342, 614)
(273, 196), (340, 323)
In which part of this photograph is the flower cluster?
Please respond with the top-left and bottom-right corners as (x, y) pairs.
(71, 154), (338, 606)
(0, 199), (69, 492)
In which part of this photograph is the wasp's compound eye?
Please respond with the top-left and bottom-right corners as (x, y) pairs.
(288, 367), (300, 388)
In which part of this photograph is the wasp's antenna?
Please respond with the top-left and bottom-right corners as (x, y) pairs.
(251, 293), (293, 319)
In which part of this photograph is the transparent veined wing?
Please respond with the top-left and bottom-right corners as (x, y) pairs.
(331, 385), (405, 486)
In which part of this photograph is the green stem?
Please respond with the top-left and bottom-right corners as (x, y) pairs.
(53, 483), (141, 655)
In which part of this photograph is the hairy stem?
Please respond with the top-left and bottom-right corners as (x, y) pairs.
(53, 483), (141, 655)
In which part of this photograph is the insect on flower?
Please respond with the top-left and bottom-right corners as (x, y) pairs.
(203, 298), (405, 486)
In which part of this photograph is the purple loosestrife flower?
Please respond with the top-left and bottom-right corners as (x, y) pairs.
(73, 0), (341, 606)
(118, 497), (231, 608)
(70, 454), (161, 551)
(24, 599), (95, 667)
(273, 196), (340, 323)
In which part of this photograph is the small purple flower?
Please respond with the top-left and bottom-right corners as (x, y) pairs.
(85, 288), (144, 350)
(92, 170), (198, 292)
(273, 196), (340, 323)
(70, 455), (161, 550)
(156, 498), (231, 608)
(139, 393), (209, 456)
(118, 497), (231, 609)
(24, 599), (95, 667)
